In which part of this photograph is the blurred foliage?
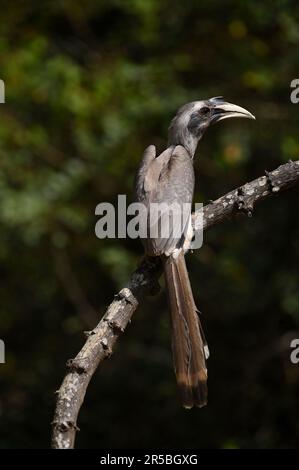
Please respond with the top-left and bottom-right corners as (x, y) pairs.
(0, 0), (299, 449)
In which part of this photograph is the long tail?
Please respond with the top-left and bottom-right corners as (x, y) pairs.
(163, 252), (208, 408)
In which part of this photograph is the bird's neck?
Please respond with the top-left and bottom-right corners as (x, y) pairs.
(168, 129), (199, 158)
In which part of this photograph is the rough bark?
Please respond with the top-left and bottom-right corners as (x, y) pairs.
(51, 159), (299, 449)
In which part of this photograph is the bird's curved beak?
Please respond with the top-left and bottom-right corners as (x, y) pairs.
(210, 100), (255, 124)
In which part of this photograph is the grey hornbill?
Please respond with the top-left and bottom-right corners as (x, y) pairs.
(135, 97), (255, 408)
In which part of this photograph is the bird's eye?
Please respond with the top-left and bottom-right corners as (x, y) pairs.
(199, 106), (210, 116)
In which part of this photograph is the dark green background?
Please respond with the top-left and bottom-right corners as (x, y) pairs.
(0, 0), (298, 449)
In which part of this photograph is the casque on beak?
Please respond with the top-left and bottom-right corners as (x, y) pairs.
(210, 98), (255, 123)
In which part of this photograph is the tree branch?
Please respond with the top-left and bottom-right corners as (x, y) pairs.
(198, 159), (299, 231)
(51, 160), (299, 449)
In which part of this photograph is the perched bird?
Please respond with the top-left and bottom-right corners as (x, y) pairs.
(135, 97), (255, 408)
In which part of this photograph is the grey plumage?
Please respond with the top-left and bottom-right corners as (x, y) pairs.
(135, 145), (194, 256)
(163, 252), (208, 408)
(135, 97), (255, 408)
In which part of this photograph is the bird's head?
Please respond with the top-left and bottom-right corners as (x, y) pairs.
(168, 97), (255, 157)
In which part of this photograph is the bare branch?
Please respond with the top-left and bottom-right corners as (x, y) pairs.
(197, 159), (299, 231)
(51, 160), (299, 449)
